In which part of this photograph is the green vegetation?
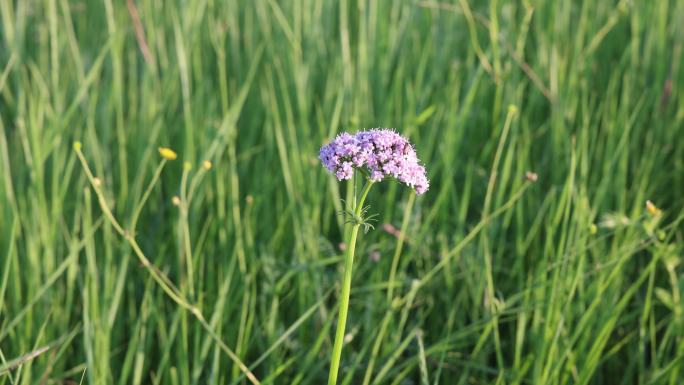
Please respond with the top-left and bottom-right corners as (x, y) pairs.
(1, 0), (683, 383)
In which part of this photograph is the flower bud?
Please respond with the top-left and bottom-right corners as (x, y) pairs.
(158, 147), (177, 160)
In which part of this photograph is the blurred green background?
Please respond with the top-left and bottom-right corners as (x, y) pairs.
(1, 0), (683, 384)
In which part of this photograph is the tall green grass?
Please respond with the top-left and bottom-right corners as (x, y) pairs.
(1, 0), (683, 383)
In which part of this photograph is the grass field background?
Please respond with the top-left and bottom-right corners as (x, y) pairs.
(1, 0), (684, 384)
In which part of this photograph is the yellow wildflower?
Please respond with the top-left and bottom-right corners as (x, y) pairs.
(158, 147), (177, 160)
(646, 200), (662, 217)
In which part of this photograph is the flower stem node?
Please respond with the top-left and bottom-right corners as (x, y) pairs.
(508, 104), (518, 116)
(391, 297), (403, 309)
(339, 205), (378, 234)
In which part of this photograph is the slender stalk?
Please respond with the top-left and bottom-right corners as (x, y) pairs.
(129, 159), (167, 230)
(386, 192), (415, 301)
(328, 177), (373, 385)
(179, 163), (195, 298)
(74, 147), (261, 385)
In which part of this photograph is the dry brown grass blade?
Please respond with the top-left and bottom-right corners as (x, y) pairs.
(0, 346), (50, 375)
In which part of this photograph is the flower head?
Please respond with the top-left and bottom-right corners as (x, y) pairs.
(319, 129), (429, 194)
(646, 200), (662, 217)
(158, 147), (177, 160)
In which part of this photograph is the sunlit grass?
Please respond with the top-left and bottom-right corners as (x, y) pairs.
(1, 0), (683, 384)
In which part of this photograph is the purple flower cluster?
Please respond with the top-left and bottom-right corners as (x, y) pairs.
(319, 129), (429, 194)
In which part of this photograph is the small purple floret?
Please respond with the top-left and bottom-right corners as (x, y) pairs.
(319, 129), (429, 194)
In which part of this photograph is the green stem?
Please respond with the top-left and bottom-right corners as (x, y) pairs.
(74, 148), (261, 384)
(129, 159), (167, 230)
(386, 192), (415, 302)
(328, 177), (373, 385)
